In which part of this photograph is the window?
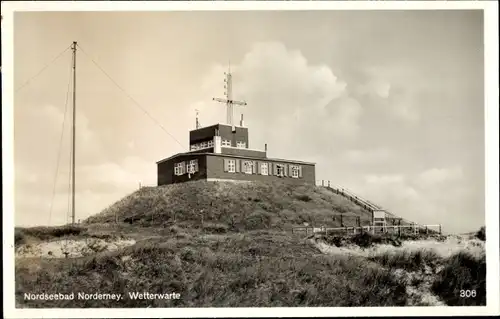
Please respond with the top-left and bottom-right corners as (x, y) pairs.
(190, 144), (198, 151)
(237, 141), (246, 148)
(200, 141), (208, 149)
(260, 163), (268, 176)
(174, 162), (185, 176)
(227, 159), (236, 173)
(243, 161), (253, 174)
(187, 159), (198, 174)
(222, 139), (231, 147)
(276, 164), (285, 177)
(291, 165), (300, 178)
(207, 140), (214, 147)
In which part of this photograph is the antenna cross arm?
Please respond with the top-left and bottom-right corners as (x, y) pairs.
(212, 97), (247, 106)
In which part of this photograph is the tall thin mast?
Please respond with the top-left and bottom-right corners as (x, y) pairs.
(71, 41), (77, 225)
(212, 63), (247, 128)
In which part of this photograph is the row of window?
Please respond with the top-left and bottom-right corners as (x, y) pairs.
(190, 139), (247, 151)
(173, 158), (302, 178)
(190, 140), (214, 151)
(221, 139), (246, 148)
(224, 159), (302, 178)
(174, 159), (199, 176)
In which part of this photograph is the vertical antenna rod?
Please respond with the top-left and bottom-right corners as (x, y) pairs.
(212, 63), (247, 127)
(195, 109), (200, 129)
(71, 41), (77, 225)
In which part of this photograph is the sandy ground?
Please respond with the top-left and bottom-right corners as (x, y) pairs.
(314, 235), (485, 259)
(15, 238), (136, 259)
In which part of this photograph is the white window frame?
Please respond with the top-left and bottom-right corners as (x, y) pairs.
(291, 165), (300, 178)
(174, 162), (185, 176)
(190, 144), (198, 151)
(260, 163), (268, 176)
(237, 141), (246, 148)
(227, 159), (236, 173)
(222, 139), (231, 147)
(207, 140), (214, 147)
(200, 141), (207, 148)
(243, 161), (253, 174)
(187, 159), (197, 174)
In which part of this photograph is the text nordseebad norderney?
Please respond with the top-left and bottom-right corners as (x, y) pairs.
(24, 291), (181, 301)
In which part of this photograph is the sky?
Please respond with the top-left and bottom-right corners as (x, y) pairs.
(12, 10), (485, 233)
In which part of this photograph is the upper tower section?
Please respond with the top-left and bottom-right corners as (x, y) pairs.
(189, 123), (249, 151)
(187, 65), (266, 158)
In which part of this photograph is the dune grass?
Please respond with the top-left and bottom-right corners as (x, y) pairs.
(15, 225), (87, 247)
(16, 230), (408, 307)
(432, 251), (486, 306)
(15, 182), (487, 307)
(85, 181), (373, 230)
(369, 249), (442, 272)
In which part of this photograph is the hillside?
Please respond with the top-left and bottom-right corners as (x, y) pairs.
(85, 180), (374, 229)
(15, 180), (486, 307)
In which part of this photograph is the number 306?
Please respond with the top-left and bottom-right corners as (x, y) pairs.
(460, 290), (477, 298)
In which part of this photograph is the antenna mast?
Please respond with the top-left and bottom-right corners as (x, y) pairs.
(71, 41), (77, 225)
(195, 109), (201, 129)
(212, 63), (247, 127)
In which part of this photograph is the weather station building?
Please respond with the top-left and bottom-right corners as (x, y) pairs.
(156, 69), (316, 186)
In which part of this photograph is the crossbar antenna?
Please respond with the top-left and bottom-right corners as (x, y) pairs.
(212, 63), (247, 129)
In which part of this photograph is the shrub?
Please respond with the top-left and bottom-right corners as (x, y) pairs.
(370, 249), (441, 271)
(243, 210), (274, 230)
(203, 223), (229, 234)
(15, 225), (86, 247)
(295, 194), (312, 202)
(476, 226), (486, 241)
(351, 232), (377, 248)
(432, 252), (486, 306)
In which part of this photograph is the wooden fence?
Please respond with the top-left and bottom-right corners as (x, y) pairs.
(292, 224), (442, 237)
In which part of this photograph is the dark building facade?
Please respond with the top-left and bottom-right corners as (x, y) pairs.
(157, 121), (316, 186)
(156, 70), (316, 186)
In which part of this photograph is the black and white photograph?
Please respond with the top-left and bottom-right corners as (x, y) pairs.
(2, 1), (499, 318)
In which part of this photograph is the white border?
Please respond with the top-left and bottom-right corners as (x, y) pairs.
(2, 1), (499, 318)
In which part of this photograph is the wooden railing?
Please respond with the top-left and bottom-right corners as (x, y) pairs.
(314, 179), (442, 233)
(292, 224), (442, 237)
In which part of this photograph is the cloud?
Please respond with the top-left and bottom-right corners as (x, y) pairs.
(417, 166), (464, 186)
(365, 174), (405, 185)
(357, 66), (420, 124)
(358, 79), (391, 99)
(348, 165), (482, 233)
(15, 155), (156, 226)
(15, 104), (104, 168)
(186, 41), (360, 160)
(341, 148), (393, 165)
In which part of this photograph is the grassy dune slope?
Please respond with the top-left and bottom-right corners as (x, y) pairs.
(86, 181), (373, 229)
(16, 230), (408, 307)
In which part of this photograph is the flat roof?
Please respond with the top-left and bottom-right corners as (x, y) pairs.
(156, 152), (315, 165)
(189, 123), (248, 132)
